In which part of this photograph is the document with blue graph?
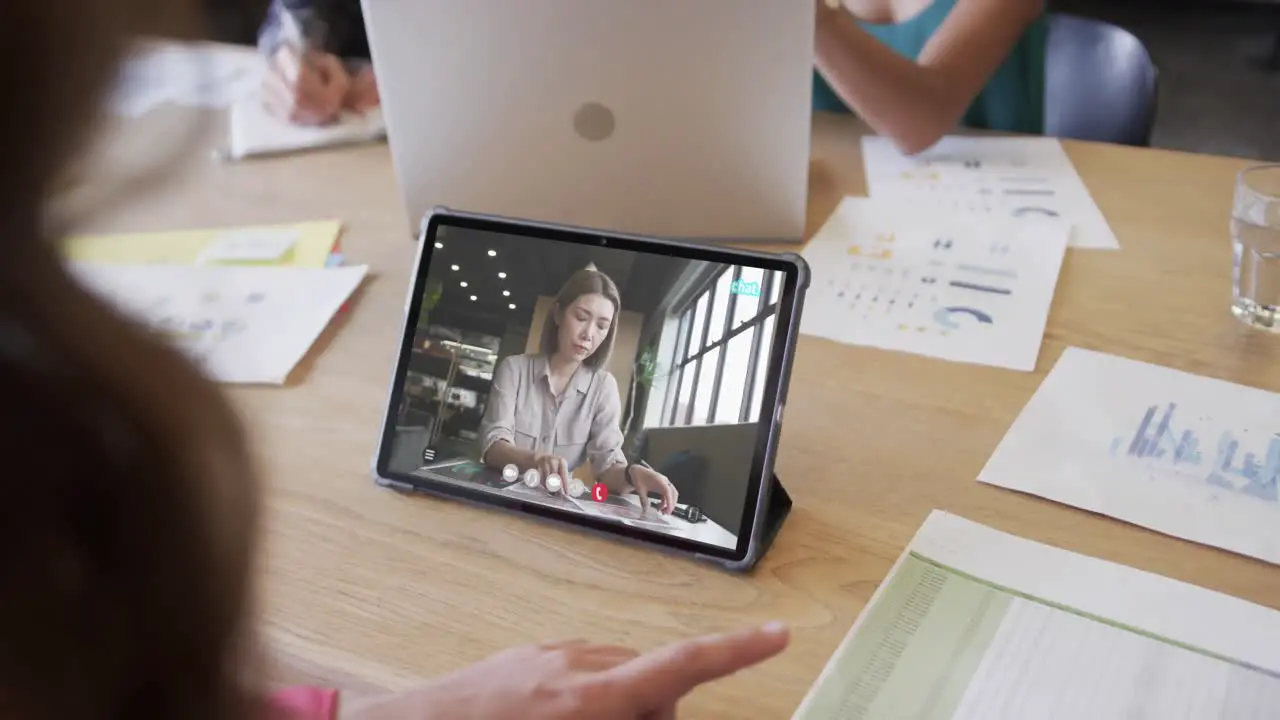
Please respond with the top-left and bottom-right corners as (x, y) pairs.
(980, 347), (1280, 565)
(860, 135), (1120, 250)
(793, 511), (1280, 719)
(800, 197), (1069, 371)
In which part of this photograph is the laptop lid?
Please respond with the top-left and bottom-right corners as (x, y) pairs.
(362, 0), (815, 242)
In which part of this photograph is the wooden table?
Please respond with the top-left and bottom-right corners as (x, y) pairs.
(77, 108), (1280, 717)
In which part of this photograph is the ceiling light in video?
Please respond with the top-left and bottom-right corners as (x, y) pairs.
(498, 272), (507, 279)
(487, 250), (497, 257)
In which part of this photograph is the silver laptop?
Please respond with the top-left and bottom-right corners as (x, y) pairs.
(362, 0), (815, 242)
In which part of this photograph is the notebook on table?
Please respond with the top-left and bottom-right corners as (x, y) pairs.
(226, 94), (386, 160)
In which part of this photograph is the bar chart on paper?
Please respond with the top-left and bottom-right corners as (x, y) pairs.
(860, 135), (1120, 250)
(979, 347), (1280, 565)
(1109, 402), (1280, 503)
(792, 512), (1280, 720)
(800, 197), (1069, 371)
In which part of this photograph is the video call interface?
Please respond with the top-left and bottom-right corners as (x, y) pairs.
(384, 226), (786, 551)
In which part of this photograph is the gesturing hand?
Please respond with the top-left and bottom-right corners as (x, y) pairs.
(340, 623), (790, 720)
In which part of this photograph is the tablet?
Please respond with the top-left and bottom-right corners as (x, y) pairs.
(373, 208), (808, 570)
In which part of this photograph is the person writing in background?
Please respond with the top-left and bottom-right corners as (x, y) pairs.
(5, 0), (791, 717)
(257, 0), (378, 125)
(814, 0), (1046, 154)
(255, 0), (1043, 144)
(480, 266), (680, 515)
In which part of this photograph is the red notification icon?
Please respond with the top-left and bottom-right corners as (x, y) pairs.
(591, 483), (609, 503)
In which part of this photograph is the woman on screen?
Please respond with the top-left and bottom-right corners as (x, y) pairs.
(480, 266), (679, 514)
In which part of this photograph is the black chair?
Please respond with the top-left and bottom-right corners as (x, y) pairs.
(1045, 13), (1159, 147)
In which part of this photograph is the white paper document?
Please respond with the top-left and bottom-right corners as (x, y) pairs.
(227, 94), (386, 160)
(70, 263), (367, 385)
(111, 42), (262, 117)
(793, 510), (1280, 719)
(800, 197), (1069, 371)
(861, 135), (1120, 250)
(979, 346), (1280, 565)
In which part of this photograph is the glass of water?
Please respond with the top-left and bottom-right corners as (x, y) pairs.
(1232, 164), (1280, 331)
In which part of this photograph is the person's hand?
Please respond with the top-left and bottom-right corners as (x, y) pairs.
(533, 453), (570, 488)
(339, 623), (790, 720)
(344, 65), (380, 114)
(631, 465), (678, 515)
(262, 46), (350, 126)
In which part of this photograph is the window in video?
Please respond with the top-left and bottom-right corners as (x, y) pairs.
(386, 227), (785, 551)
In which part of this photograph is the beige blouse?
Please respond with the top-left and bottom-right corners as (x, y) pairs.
(479, 353), (628, 478)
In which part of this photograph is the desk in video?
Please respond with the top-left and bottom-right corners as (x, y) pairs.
(412, 458), (693, 536)
(386, 225), (786, 552)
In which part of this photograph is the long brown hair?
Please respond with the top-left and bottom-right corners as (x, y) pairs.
(539, 265), (621, 370)
(0, 1), (267, 718)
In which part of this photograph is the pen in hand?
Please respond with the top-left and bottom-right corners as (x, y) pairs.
(264, 7), (347, 126)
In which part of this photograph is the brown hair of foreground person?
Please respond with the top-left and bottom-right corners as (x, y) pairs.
(0, 1), (267, 719)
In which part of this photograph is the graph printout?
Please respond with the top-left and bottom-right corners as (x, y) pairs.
(979, 347), (1280, 565)
(792, 511), (1280, 719)
(70, 263), (367, 385)
(800, 197), (1069, 371)
(860, 135), (1119, 250)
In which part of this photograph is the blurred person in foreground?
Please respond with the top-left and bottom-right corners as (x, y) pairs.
(1, 1), (789, 718)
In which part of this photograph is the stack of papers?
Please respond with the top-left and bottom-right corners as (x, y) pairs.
(799, 135), (1114, 370)
(861, 135), (1119, 250)
(980, 347), (1280, 565)
(111, 41), (262, 118)
(794, 511), (1280, 719)
(65, 220), (363, 384)
(800, 197), (1069, 371)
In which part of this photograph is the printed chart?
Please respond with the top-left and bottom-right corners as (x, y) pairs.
(980, 347), (1280, 565)
(1109, 402), (1280, 503)
(800, 197), (1070, 371)
(861, 135), (1120, 250)
(792, 512), (1280, 720)
(70, 262), (367, 385)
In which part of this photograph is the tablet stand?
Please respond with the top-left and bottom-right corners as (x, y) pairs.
(758, 473), (792, 557)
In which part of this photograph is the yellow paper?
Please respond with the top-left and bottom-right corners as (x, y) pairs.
(63, 220), (343, 269)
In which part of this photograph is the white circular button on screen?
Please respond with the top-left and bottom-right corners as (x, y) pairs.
(501, 464), (519, 483)
(566, 477), (587, 498)
(545, 474), (563, 494)
(522, 469), (541, 488)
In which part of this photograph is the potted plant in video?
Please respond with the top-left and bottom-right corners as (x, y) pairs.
(416, 279), (443, 328)
(622, 344), (664, 455)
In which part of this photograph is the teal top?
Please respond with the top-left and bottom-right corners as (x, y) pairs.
(813, 0), (1048, 134)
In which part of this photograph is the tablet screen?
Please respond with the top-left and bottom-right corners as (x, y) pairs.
(379, 216), (794, 557)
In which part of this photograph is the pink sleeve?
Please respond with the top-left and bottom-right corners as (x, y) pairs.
(269, 686), (340, 720)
